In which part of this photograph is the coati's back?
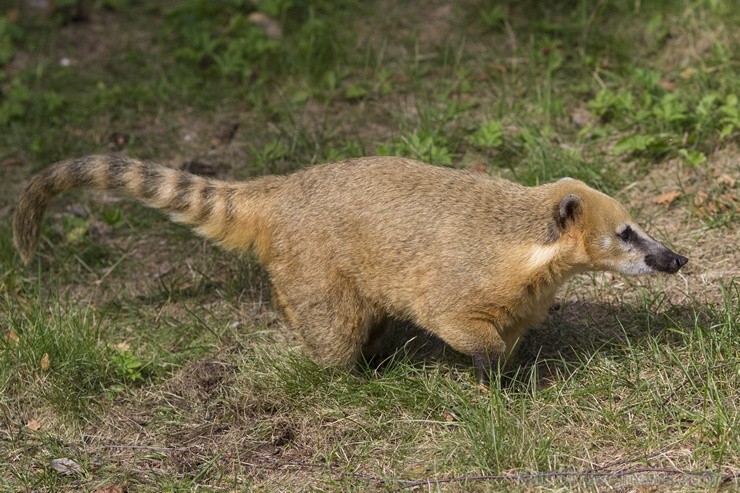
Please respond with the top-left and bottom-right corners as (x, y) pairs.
(272, 157), (560, 255)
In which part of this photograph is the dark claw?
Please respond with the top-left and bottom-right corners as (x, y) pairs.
(473, 353), (499, 386)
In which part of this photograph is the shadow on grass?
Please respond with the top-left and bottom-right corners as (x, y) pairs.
(361, 300), (703, 385)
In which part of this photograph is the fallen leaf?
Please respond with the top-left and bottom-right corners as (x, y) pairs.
(470, 163), (488, 174)
(717, 174), (736, 187)
(719, 192), (737, 203)
(93, 484), (127, 493)
(693, 191), (708, 207)
(6, 329), (19, 343)
(488, 62), (507, 73)
(50, 457), (82, 475)
(6, 8), (20, 23)
(679, 67), (698, 79)
(114, 341), (131, 351)
(40, 353), (50, 371)
(635, 486), (660, 493)
(408, 465), (430, 475)
(653, 190), (682, 205)
(26, 419), (41, 431)
(571, 107), (595, 128)
(108, 132), (130, 151)
(212, 121), (240, 146)
(1, 156), (23, 167)
(660, 79), (676, 91)
(154, 261), (173, 278)
(247, 12), (282, 39)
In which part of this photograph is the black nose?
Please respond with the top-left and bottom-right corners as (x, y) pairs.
(645, 251), (689, 274)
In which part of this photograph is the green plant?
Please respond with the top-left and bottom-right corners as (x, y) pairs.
(253, 139), (289, 168)
(164, 0), (358, 83)
(61, 215), (90, 245)
(324, 140), (365, 162)
(591, 72), (737, 162)
(102, 207), (125, 227)
(611, 134), (664, 156)
(0, 17), (19, 65)
(678, 148), (707, 166)
(652, 93), (688, 127)
(377, 132), (453, 166)
(110, 349), (144, 384)
(718, 94), (738, 138)
(0, 77), (31, 125)
(468, 120), (504, 149)
(479, 5), (508, 30)
(588, 88), (634, 122)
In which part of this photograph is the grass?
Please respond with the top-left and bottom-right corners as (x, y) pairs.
(1, 0), (738, 490)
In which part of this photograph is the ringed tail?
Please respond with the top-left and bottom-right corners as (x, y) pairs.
(13, 155), (277, 263)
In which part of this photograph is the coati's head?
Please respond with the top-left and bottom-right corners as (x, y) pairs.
(555, 179), (688, 276)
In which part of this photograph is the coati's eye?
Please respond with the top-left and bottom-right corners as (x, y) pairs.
(617, 226), (633, 242)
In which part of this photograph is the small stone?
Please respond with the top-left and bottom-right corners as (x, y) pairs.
(50, 458), (82, 475)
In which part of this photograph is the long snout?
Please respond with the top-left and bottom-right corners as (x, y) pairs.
(645, 247), (688, 274)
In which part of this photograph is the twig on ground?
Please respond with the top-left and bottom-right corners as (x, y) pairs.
(100, 444), (193, 452)
(233, 455), (736, 488)
(396, 468), (736, 489)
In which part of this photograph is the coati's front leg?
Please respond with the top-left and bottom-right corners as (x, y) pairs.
(421, 315), (509, 386)
(472, 352), (503, 387)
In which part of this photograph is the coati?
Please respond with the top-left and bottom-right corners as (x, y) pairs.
(13, 155), (688, 383)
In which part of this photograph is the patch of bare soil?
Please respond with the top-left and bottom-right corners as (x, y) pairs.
(56, 10), (158, 70)
(658, 18), (733, 71)
(356, 0), (458, 59)
(6, 8), (150, 77)
(622, 144), (738, 303)
(82, 355), (253, 483)
(80, 348), (379, 489)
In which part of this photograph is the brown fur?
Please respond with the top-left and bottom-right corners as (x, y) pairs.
(13, 155), (684, 382)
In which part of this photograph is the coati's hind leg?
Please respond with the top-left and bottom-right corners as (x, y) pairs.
(271, 279), (374, 369)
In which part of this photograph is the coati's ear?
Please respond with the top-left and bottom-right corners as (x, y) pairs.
(558, 194), (583, 228)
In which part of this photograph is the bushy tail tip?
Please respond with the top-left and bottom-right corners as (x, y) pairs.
(12, 189), (47, 264)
